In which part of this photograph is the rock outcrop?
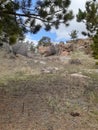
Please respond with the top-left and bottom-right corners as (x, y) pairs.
(66, 38), (93, 54)
(55, 43), (73, 56)
(12, 42), (28, 56)
(38, 45), (56, 56)
(56, 38), (93, 56)
(36, 38), (93, 57)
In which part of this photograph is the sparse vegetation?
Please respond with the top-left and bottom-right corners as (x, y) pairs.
(0, 47), (98, 130)
(69, 58), (81, 65)
(0, 0), (98, 129)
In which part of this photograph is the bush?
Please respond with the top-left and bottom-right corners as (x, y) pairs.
(9, 35), (17, 45)
(69, 59), (81, 65)
(95, 61), (98, 65)
(92, 33), (98, 59)
(38, 36), (52, 47)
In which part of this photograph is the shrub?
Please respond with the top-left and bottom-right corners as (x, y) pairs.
(91, 33), (98, 59)
(95, 61), (98, 65)
(38, 36), (52, 47)
(69, 59), (81, 65)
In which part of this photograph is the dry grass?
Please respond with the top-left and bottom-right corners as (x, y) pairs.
(0, 49), (98, 130)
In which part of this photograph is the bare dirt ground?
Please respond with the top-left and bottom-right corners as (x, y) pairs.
(0, 49), (98, 130)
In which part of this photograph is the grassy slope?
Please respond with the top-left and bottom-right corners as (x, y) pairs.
(0, 49), (98, 130)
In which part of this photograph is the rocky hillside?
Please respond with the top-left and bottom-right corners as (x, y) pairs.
(38, 38), (93, 56)
(0, 46), (98, 130)
(66, 38), (93, 54)
(1, 38), (93, 57)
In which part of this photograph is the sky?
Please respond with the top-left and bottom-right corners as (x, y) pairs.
(25, 0), (87, 44)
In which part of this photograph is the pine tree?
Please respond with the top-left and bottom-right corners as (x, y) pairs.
(38, 36), (52, 47)
(70, 30), (78, 40)
(0, 0), (74, 45)
(0, 0), (24, 45)
(76, 0), (98, 58)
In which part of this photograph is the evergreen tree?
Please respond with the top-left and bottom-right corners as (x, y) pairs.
(38, 36), (52, 47)
(92, 32), (98, 58)
(0, 0), (74, 45)
(70, 30), (78, 40)
(76, 0), (98, 58)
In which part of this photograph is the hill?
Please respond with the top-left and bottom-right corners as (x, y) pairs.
(0, 41), (98, 130)
(38, 38), (93, 57)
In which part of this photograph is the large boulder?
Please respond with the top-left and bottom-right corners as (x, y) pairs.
(12, 42), (28, 56)
(38, 45), (56, 56)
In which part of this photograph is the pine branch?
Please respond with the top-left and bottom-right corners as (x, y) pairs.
(0, 10), (65, 24)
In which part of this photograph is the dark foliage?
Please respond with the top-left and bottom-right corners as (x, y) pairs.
(77, 0), (98, 58)
(0, 0), (73, 45)
(38, 36), (52, 47)
(70, 30), (78, 40)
